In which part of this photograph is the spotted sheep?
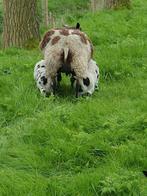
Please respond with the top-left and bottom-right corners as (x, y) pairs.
(34, 60), (53, 96)
(77, 59), (99, 96)
(39, 23), (99, 97)
(34, 59), (99, 97)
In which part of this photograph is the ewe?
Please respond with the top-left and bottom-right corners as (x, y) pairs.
(38, 23), (99, 97)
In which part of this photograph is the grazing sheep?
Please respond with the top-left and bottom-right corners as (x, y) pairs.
(40, 23), (93, 96)
(34, 59), (99, 97)
(73, 59), (99, 96)
(34, 60), (53, 96)
(88, 59), (99, 90)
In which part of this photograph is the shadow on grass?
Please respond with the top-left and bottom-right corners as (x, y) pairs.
(51, 83), (87, 103)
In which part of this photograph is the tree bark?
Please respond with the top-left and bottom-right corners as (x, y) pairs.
(3, 0), (40, 48)
(42, 0), (49, 28)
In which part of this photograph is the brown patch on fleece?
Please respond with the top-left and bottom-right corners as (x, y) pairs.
(71, 29), (80, 35)
(80, 33), (88, 45)
(59, 29), (69, 36)
(71, 30), (88, 44)
(40, 30), (55, 50)
(51, 36), (61, 45)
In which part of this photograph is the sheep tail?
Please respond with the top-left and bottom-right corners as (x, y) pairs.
(63, 48), (69, 63)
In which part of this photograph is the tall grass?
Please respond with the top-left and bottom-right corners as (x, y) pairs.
(0, 0), (147, 195)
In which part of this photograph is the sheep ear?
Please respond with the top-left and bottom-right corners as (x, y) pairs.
(76, 23), (80, 29)
(83, 77), (90, 86)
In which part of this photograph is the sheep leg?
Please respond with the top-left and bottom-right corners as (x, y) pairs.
(70, 70), (76, 88)
(70, 76), (75, 88)
(75, 80), (79, 98)
(52, 78), (57, 95)
(57, 71), (62, 86)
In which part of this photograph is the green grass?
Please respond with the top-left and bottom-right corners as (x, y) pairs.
(0, 0), (147, 195)
(48, 0), (89, 15)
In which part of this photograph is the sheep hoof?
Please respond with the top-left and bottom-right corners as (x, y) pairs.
(45, 92), (50, 97)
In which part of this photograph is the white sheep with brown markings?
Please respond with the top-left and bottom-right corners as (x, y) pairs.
(40, 24), (94, 96)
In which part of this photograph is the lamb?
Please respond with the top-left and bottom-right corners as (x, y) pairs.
(73, 59), (99, 96)
(39, 23), (93, 96)
(34, 59), (99, 97)
(34, 60), (53, 96)
(88, 59), (99, 90)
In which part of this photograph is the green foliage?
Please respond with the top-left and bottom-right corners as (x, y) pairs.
(97, 172), (140, 195)
(0, 0), (147, 195)
(0, 9), (3, 33)
(48, 0), (89, 15)
(24, 38), (40, 50)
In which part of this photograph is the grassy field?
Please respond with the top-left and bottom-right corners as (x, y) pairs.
(0, 0), (147, 195)
(48, 0), (89, 14)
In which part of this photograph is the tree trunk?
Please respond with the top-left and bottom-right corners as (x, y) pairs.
(42, 0), (49, 28)
(3, 0), (40, 48)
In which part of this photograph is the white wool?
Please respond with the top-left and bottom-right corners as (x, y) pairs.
(77, 59), (99, 95)
(34, 59), (99, 96)
(34, 60), (53, 95)
(43, 31), (92, 79)
(88, 59), (99, 89)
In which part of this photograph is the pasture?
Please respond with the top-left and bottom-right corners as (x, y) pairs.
(0, 0), (147, 195)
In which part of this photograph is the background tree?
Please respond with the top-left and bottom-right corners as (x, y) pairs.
(3, 0), (40, 48)
(42, 0), (49, 28)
